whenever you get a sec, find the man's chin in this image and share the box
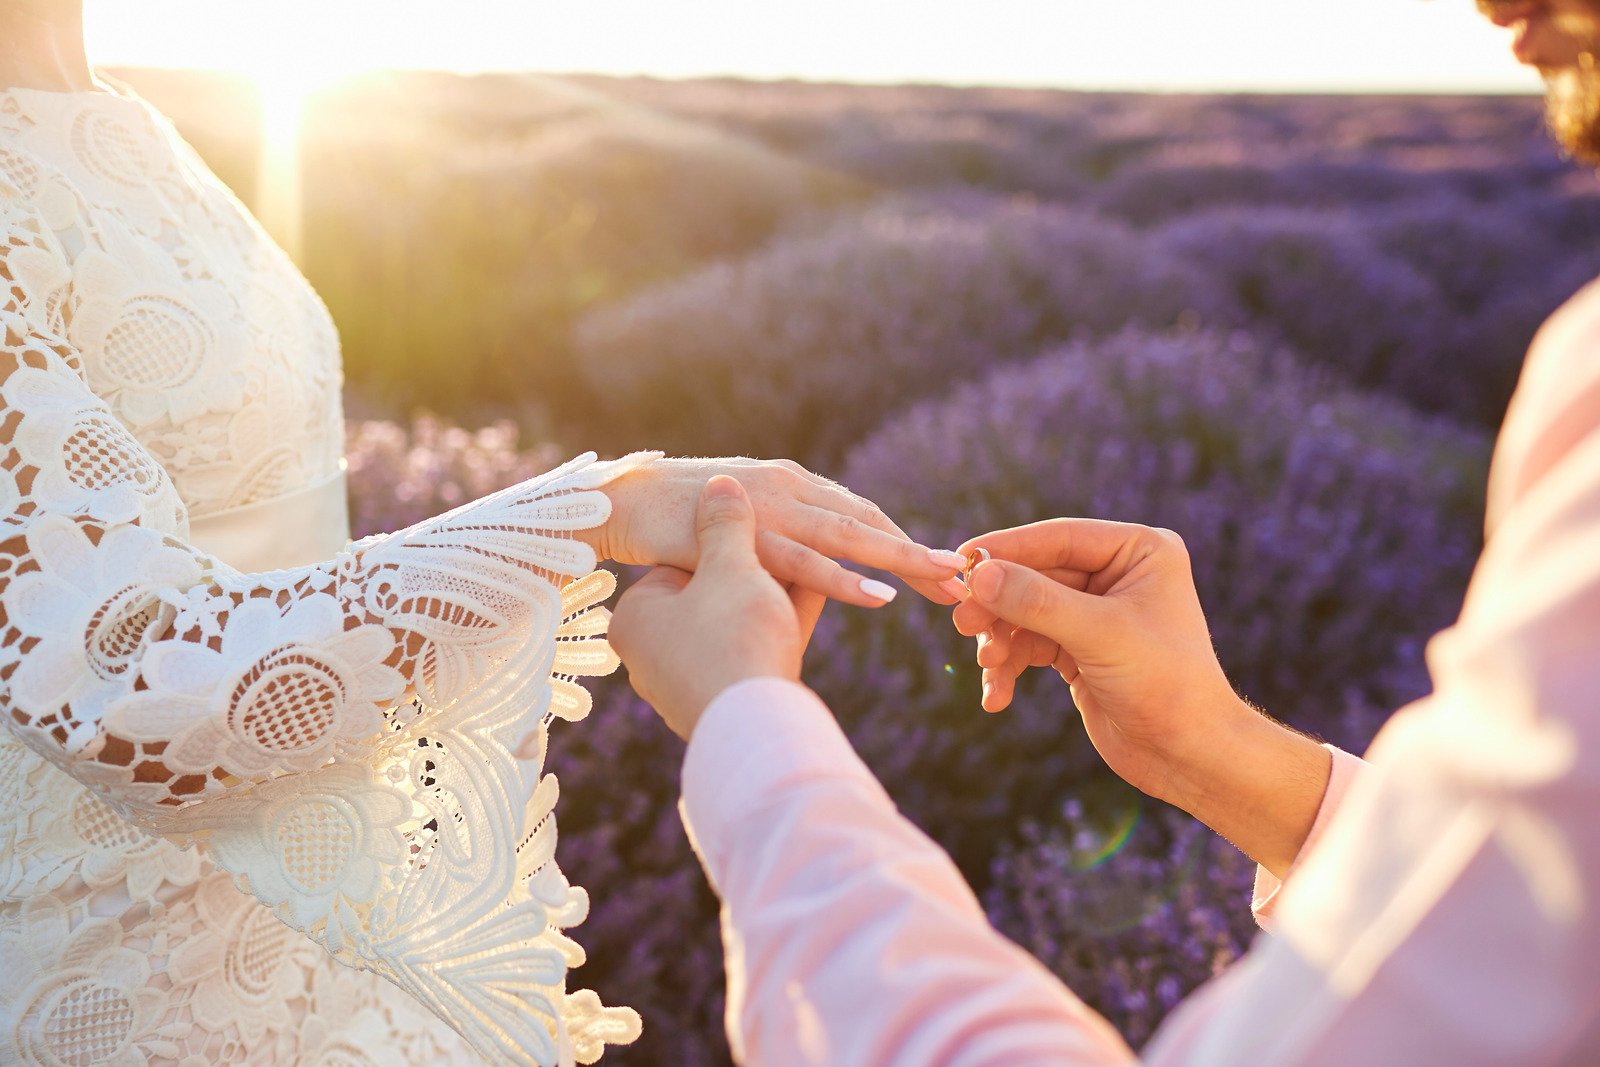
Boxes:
[1545,64,1600,165]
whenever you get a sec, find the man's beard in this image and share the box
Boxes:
[1545,57,1600,165]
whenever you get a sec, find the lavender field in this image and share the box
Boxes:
[133,69,1598,1062]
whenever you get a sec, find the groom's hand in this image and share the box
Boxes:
[950,518,1253,807]
[951,518,1332,877]
[610,475,825,740]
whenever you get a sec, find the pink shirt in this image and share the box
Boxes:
[678,277,1600,1065]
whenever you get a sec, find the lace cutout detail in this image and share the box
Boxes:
[0,86,344,519]
[1,87,648,1065]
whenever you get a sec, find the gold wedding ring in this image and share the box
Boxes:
[963,547,990,584]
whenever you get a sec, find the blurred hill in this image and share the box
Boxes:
[111,67,867,421]
[108,68,1587,442]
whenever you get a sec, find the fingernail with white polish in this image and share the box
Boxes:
[928,549,968,570]
[859,578,899,604]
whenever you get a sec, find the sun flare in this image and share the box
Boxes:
[79,0,1540,262]
[105,1,390,259]
[87,0,1538,95]
[254,65,348,157]
[241,53,374,261]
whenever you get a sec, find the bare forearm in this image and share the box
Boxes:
[1158,698,1333,879]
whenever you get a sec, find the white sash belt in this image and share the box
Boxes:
[186,465,351,573]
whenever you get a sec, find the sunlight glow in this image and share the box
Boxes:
[208,2,383,258]
[85,0,1540,95]
[252,76,309,261]
[250,66,346,260]
[81,1,1539,256]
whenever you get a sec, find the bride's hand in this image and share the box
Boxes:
[586,457,968,607]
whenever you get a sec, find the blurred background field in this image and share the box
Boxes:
[119,68,1596,1062]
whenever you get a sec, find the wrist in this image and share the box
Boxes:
[573,519,610,561]
[1165,699,1332,876]
[579,475,640,562]
[590,464,664,565]
[1137,689,1256,810]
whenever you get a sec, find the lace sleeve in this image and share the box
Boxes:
[1,197,647,1064]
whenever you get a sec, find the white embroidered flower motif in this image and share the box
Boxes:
[68,242,247,428]
[357,547,558,708]
[0,738,53,896]
[203,764,412,960]
[295,1008,418,1067]
[0,461,22,520]
[0,192,72,316]
[0,897,174,1066]
[295,962,476,1067]
[167,873,319,1048]
[3,358,189,530]
[3,518,202,753]
[19,770,203,900]
[72,785,202,897]
[109,594,407,779]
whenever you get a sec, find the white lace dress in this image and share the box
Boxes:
[0,83,645,1065]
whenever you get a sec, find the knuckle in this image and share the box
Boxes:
[833,512,865,542]
[812,559,851,591]
[699,498,747,530]
[788,550,841,593]
[857,496,888,524]
[1146,526,1189,561]
[775,458,807,476]
[779,539,815,574]
[1154,526,1186,552]
[1133,525,1177,556]
[785,537,812,564]
[808,555,844,587]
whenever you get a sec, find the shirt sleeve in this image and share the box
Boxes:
[1249,745,1366,926]
[683,403,1600,1066]
[1,191,645,1065]
[1142,409,1600,1066]
[680,677,1138,1067]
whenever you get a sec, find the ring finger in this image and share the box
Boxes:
[759,531,899,608]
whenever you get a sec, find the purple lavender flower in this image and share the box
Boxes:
[807,324,1485,909]
[1149,208,1457,414]
[1362,196,1600,424]
[985,806,1260,1048]
[576,195,1232,465]
[344,415,561,538]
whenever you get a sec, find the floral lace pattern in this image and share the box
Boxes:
[0,84,342,517]
[0,83,645,1064]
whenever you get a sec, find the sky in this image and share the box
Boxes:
[85,0,1542,95]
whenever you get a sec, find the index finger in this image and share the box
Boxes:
[958,518,1148,575]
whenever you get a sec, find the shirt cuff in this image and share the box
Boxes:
[1251,743,1366,926]
[679,676,887,896]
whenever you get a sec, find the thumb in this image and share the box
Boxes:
[968,559,1103,652]
[695,475,759,571]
